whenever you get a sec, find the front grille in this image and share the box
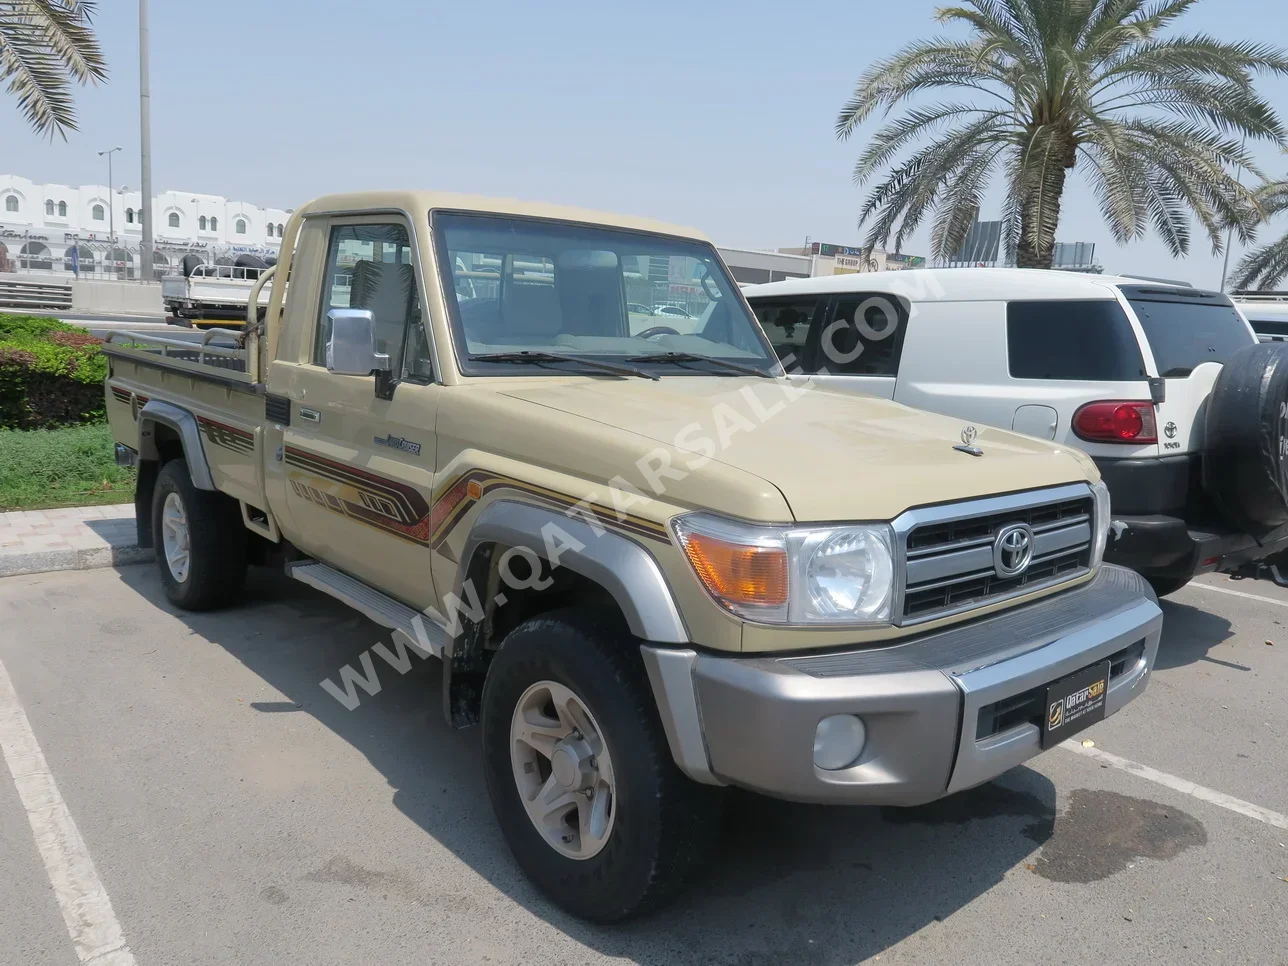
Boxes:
[900,494,1093,623]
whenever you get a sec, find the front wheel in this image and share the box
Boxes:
[152,459,247,610]
[481,609,719,922]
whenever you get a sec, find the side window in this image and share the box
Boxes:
[747,298,818,367]
[816,294,907,376]
[1007,300,1145,380]
[313,223,428,380]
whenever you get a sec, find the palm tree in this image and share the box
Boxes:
[1231,179,1288,289]
[836,0,1288,269]
[1,1,107,140]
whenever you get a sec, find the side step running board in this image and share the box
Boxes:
[287,561,450,659]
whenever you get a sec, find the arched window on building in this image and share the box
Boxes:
[276,223,284,236]
[209,215,218,231]
[199,215,208,231]
[5,195,18,212]
[19,242,52,271]
[91,204,105,221]
[266,223,275,238]
[168,211,180,228]
[235,218,247,234]
[125,208,134,224]
[45,200,55,216]
[58,201,67,217]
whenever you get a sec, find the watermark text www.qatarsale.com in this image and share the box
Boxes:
[319,293,921,709]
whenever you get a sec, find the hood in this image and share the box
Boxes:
[497,377,1093,522]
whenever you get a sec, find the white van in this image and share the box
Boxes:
[742,268,1288,595]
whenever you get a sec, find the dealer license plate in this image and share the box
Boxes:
[1041,660,1110,749]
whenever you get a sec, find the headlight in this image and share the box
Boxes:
[672,513,894,624]
[1090,480,1111,568]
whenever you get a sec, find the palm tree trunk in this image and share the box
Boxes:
[1016,149,1074,270]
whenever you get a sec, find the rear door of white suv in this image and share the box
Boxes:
[1114,285,1258,460]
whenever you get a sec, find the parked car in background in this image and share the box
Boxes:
[1232,292,1288,343]
[652,303,694,319]
[103,196,1160,921]
[744,269,1288,596]
[162,254,275,326]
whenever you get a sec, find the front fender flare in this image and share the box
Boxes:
[455,500,689,644]
[137,399,216,490]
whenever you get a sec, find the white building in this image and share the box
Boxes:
[0,173,290,277]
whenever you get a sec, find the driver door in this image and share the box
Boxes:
[274,215,442,610]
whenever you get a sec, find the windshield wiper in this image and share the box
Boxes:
[468,351,658,380]
[624,351,775,378]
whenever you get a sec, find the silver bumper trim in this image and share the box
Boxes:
[644,565,1161,805]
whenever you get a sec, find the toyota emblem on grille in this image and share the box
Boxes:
[993,523,1034,578]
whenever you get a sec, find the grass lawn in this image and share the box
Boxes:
[0,423,135,511]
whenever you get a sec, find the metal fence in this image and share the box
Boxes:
[0,240,269,281]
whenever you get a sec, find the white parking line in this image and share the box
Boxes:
[1061,740,1288,831]
[1184,581,1288,609]
[0,657,137,965]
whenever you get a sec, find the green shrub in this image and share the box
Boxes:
[0,424,134,510]
[0,313,107,429]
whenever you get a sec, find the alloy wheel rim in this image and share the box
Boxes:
[160,492,191,583]
[509,679,616,860]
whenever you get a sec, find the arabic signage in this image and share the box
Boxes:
[885,252,926,267]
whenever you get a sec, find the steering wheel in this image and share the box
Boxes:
[636,325,681,340]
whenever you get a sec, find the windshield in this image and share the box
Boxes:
[1126,291,1255,378]
[432,212,778,375]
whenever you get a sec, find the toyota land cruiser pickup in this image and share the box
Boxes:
[103,191,1162,922]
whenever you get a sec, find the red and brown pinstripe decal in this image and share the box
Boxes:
[197,415,254,456]
[110,386,132,405]
[283,449,669,549]
[428,468,670,548]
[285,446,434,546]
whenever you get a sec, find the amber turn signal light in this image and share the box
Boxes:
[678,530,789,609]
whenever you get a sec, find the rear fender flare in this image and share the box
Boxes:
[137,399,216,491]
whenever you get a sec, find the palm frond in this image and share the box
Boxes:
[835,38,1011,138]
[1231,233,1288,290]
[0,0,106,139]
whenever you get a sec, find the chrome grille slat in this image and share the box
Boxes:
[894,487,1095,625]
[904,512,1090,560]
[906,547,1085,595]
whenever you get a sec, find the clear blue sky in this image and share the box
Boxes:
[3,0,1287,286]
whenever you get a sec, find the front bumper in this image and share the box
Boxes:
[642,565,1161,806]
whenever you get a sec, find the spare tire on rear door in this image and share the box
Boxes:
[1203,342,1288,533]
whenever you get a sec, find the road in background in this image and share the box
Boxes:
[0,566,1283,965]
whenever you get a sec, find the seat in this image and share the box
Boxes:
[498,282,563,344]
[349,259,417,360]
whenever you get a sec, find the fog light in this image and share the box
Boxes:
[813,714,866,771]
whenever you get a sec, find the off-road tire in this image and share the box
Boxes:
[152,459,247,610]
[480,608,720,922]
[1203,342,1288,533]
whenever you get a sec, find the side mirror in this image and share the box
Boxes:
[326,308,390,376]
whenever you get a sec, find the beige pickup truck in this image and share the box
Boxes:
[104,191,1162,922]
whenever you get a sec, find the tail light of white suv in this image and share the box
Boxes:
[1072,401,1158,444]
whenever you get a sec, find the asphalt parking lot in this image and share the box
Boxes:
[0,566,1284,966]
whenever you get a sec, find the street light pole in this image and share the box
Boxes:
[138,0,154,281]
[97,146,121,241]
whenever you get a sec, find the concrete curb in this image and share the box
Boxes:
[0,545,153,579]
[0,506,152,579]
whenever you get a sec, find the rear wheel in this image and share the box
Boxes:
[480,609,719,922]
[152,459,246,610]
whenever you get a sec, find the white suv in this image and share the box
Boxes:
[743,268,1288,596]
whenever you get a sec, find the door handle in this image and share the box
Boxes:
[299,408,321,423]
